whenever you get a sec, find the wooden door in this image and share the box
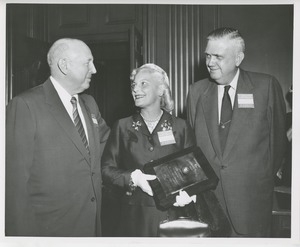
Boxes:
[86,41,135,127]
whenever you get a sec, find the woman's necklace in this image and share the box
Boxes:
[140,110,163,133]
[140,110,163,122]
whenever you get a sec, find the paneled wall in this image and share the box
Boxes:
[6,4,49,103]
[6,4,293,116]
[144,5,220,117]
[147,5,203,117]
[47,4,143,43]
[144,5,293,117]
[6,4,144,126]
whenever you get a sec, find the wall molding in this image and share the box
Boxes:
[167,5,204,117]
[105,5,138,25]
[58,5,90,28]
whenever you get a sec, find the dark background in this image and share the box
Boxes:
[6,4,293,124]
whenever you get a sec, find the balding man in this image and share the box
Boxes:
[6,38,110,236]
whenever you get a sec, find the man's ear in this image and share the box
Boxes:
[57,58,68,75]
[236,52,245,67]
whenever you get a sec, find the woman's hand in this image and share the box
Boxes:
[173,190,196,207]
[131,169,156,196]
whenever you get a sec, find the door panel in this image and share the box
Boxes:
[87,41,135,127]
[11,35,50,99]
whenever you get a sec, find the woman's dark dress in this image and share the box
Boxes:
[101,110,195,236]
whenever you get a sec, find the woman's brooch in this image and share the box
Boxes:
[161,120,172,131]
[132,120,142,131]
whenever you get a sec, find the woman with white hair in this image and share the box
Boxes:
[101,63,197,236]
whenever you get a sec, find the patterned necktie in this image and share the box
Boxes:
[70,97,90,153]
[219,85,233,152]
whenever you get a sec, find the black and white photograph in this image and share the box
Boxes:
[0,0,299,247]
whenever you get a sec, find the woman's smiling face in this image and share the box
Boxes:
[131,69,163,110]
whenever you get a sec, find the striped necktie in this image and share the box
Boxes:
[219,85,233,152]
[70,97,90,153]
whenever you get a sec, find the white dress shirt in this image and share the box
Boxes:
[50,76,89,143]
[217,69,240,123]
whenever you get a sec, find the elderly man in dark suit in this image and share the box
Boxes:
[5,38,110,236]
[187,27,286,237]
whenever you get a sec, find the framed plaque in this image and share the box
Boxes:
[143,146,219,210]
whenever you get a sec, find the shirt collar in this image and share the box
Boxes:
[50,76,78,102]
[218,69,239,90]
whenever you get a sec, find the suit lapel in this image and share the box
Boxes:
[222,70,254,158]
[79,96,100,168]
[201,81,223,159]
[43,79,91,165]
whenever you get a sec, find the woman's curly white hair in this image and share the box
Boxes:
[130,63,174,112]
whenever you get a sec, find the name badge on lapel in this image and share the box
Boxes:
[238,94,254,108]
[157,130,176,146]
[91,114,98,125]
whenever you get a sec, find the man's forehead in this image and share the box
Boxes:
[206,38,235,51]
[67,43,92,59]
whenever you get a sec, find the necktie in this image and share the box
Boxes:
[219,85,232,152]
[71,97,90,153]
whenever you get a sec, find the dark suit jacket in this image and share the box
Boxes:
[187,69,286,236]
[5,78,110,236]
